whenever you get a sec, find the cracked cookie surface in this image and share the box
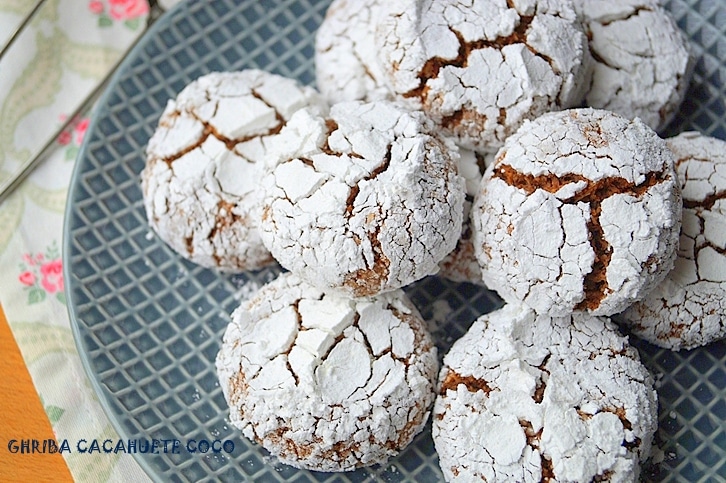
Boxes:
[471,108,681,316]
[621,132,726,350]
[376,0,591,153]
[259,100,465,297]
[575,0,693,132]
[215,272,438,472]
[314,0,393,103]
[433,303,657,482]
[142,70,327,271]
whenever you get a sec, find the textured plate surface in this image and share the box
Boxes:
[64,0,726,481]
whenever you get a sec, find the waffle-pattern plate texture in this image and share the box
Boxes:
[64,0,726,481]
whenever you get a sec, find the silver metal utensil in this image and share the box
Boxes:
[0,0,165,205]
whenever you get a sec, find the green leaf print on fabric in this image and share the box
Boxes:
[39,396,66,425]
[124,17,141,30]
[46,405,65,424]
[0,29,63,165]
[22,182,67,213]
[27,287,46,304]
[98,13,113,27]
[0,0,34,14]
[18,242,65,306]
[59,30,122,79]
[9,322,76,365]
[0,193,23,252]
[65,145,80,161]
[89,0,149,30]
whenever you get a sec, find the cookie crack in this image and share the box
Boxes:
[683,188,726,211]
[161,107,283,166]
[208,199,242,241]
[577,406,641,452]
[598,6,653,27]
[403,15,535,101]
[519,419,556,482]
[439,370,494,396]
[492,164,667,310]
[343,225,391,297]
[389,305,434,360]
[344,144,392,217]
[602,406,641,451]
[341,146,393,296]
[519,419,543,450]
[532,353,551,403]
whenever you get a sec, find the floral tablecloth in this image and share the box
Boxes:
[0,1,178,481]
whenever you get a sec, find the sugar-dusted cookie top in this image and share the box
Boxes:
[216,272,438,472]
[259,100,465,297]
[471,108,681,316]
[314,0,393,103]
[376,0,591,153]
[621,132,726,350]
[433,303,658,482]
[142,70,327,271]
[575,0,693,131]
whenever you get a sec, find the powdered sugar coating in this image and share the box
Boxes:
[620,132,726,350]
[376,0,591,153]
[471,108,682,316]
[314,0,392,103]
[575,0,693,132]
[216,272,438,472]
[438,148,492,285]
[142,70,327,271]
[433,303,657,482]
[259,100,465,297]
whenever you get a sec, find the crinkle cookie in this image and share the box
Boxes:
[142,70,327,271]
[216,272,438,472]
[433,303,658,482]
[315,0,392,103]
[438,148,492,285]
[259,100,465,297]
[575,0,693,132]
[620,132,726,350]
[471,108,682,316]
[376,0,591,153]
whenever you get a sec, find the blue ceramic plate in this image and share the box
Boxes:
[64,0,726,481]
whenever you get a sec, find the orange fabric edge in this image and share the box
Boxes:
[0,304,74,482]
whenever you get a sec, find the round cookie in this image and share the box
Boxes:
[216,272,438,472]
[433,303,658,482]
[620,132,726,350]
[575,0,693,132]
[471,108,682,316]
[315,0,392,103]
[142,70,327,272]
[376,0,592,153]
[259,100,465,297]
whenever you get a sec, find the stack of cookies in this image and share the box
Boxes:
[140,0,726,480]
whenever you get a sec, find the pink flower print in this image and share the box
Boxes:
[75,118,90,145]
[89,0,104,14]
[58,130,72,146]
[109,0,149,20]
[40,259,64,294]
[19,243,66,305]
[18,271,35,286]
[57,114,73,145]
